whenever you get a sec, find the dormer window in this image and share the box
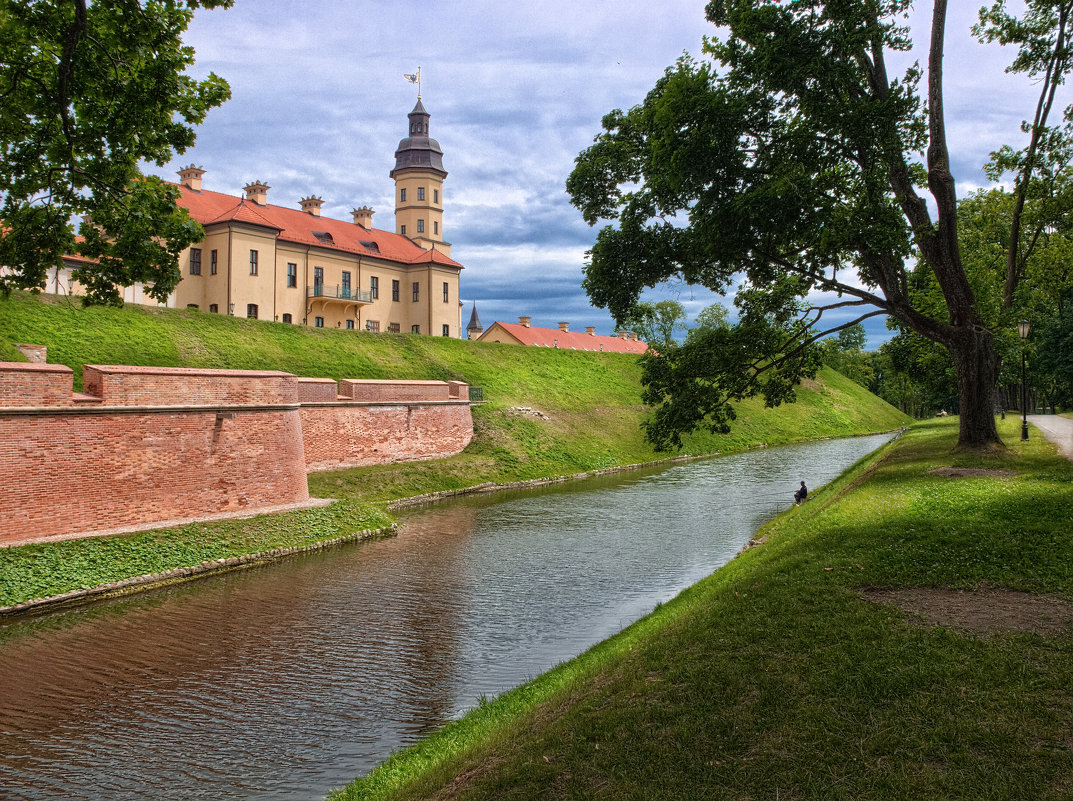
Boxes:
[312,231,334,245]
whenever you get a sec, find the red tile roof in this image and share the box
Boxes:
[483,322,648,354]
[174,184,462,269]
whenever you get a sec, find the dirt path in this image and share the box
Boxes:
[1027,414,1073,460]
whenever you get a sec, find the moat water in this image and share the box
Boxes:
[0,433,894,801]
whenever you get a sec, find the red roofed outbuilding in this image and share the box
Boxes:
[476,318,648,354]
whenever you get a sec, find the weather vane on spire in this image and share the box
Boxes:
[403,66,422,99]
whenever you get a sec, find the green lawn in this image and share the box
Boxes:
[332,415,1073,801]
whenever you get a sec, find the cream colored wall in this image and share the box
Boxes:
[173,228,230,312]
[427,265,460,337]
[226,225,281,320]
[395,171,444,244]
[357,260,407,333]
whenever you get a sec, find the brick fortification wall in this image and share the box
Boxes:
[0,364,474,546]
[301,402,473,471]
[0,364,309,546]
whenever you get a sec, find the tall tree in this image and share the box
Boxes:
[568,0,1073,450]
[688,302,731,339]
[620,300,687,349]
[0,0,232,305]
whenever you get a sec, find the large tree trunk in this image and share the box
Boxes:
[948,326,1001,449]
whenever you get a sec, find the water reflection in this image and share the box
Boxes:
[0,434,892,800]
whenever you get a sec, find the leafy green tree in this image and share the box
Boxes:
[620,300,687,349]
[821,323,874,387]
[687,302,731,340]
[568,0,1073,450]
[0,0,232,305]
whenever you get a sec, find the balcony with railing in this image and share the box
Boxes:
[307,284,373,304]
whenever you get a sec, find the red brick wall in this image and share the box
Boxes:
[340,379,450,402]
[0,364,474,545]
[301,402,473,471]
[296,377,339,402]
[83,365,297,406]
[0,363,74,407]
[0,406,309,546]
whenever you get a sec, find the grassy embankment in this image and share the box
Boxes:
[0,292,907,607]
[331,415,1073,801]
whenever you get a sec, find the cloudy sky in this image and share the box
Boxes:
[152,0,1056,348]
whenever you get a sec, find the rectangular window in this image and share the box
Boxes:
[342,271,351,298]
[442,281,449,303]
[314,266,323,293]
[417,187,425,201]
[209,303,218,313]
[434,221,439,235]
[400,188,406,202]
[388,322,400,333]
[400,224,407,235]
[411,324,420,334]
[189,248,202,276]
[246,303,258,319]
[315,316,324,328]
[417,219,425,233]
[282,313,292,324]
[442,323,450,337]
[249,250,258,275]
[392,279,400,301]
[367,320,380,333]
[210,249,217,275]
[433,189,439,204]
[287,263,297,288]
[186,304,199,310]
[412,282,420,302]
[370,276,379,299]
[346,319,355,330]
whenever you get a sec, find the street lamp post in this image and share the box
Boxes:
[1018,320,1030,441]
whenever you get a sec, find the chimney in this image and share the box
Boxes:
[243,180,270,206]
[558,322,569,332]
[177,164,205,191]
[617,331,628,340]
[629,333,640,341]
[352,206,375,228]
[299,195,324,216]
[519,316,531,328]
[585,326,596,336]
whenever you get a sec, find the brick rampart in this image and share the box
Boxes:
[0,364,474,545]
[0,362,76,407]
[0,406,309,546]
[83,365,297,406]
[300,401,474,472]
[295,377,340,403]
[340,379,450,402]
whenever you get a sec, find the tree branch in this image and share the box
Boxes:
[56,0,89,166]
[1004,1,1073,308]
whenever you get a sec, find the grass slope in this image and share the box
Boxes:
[332,416,1073,801]
[0,292,908,606]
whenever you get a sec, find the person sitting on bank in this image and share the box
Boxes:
[794,481,808,504]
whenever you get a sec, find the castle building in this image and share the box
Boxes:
[45,100,465,336]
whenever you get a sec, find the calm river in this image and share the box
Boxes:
[0,433,893,800]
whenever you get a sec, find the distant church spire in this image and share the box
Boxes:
[466,302,483,339]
